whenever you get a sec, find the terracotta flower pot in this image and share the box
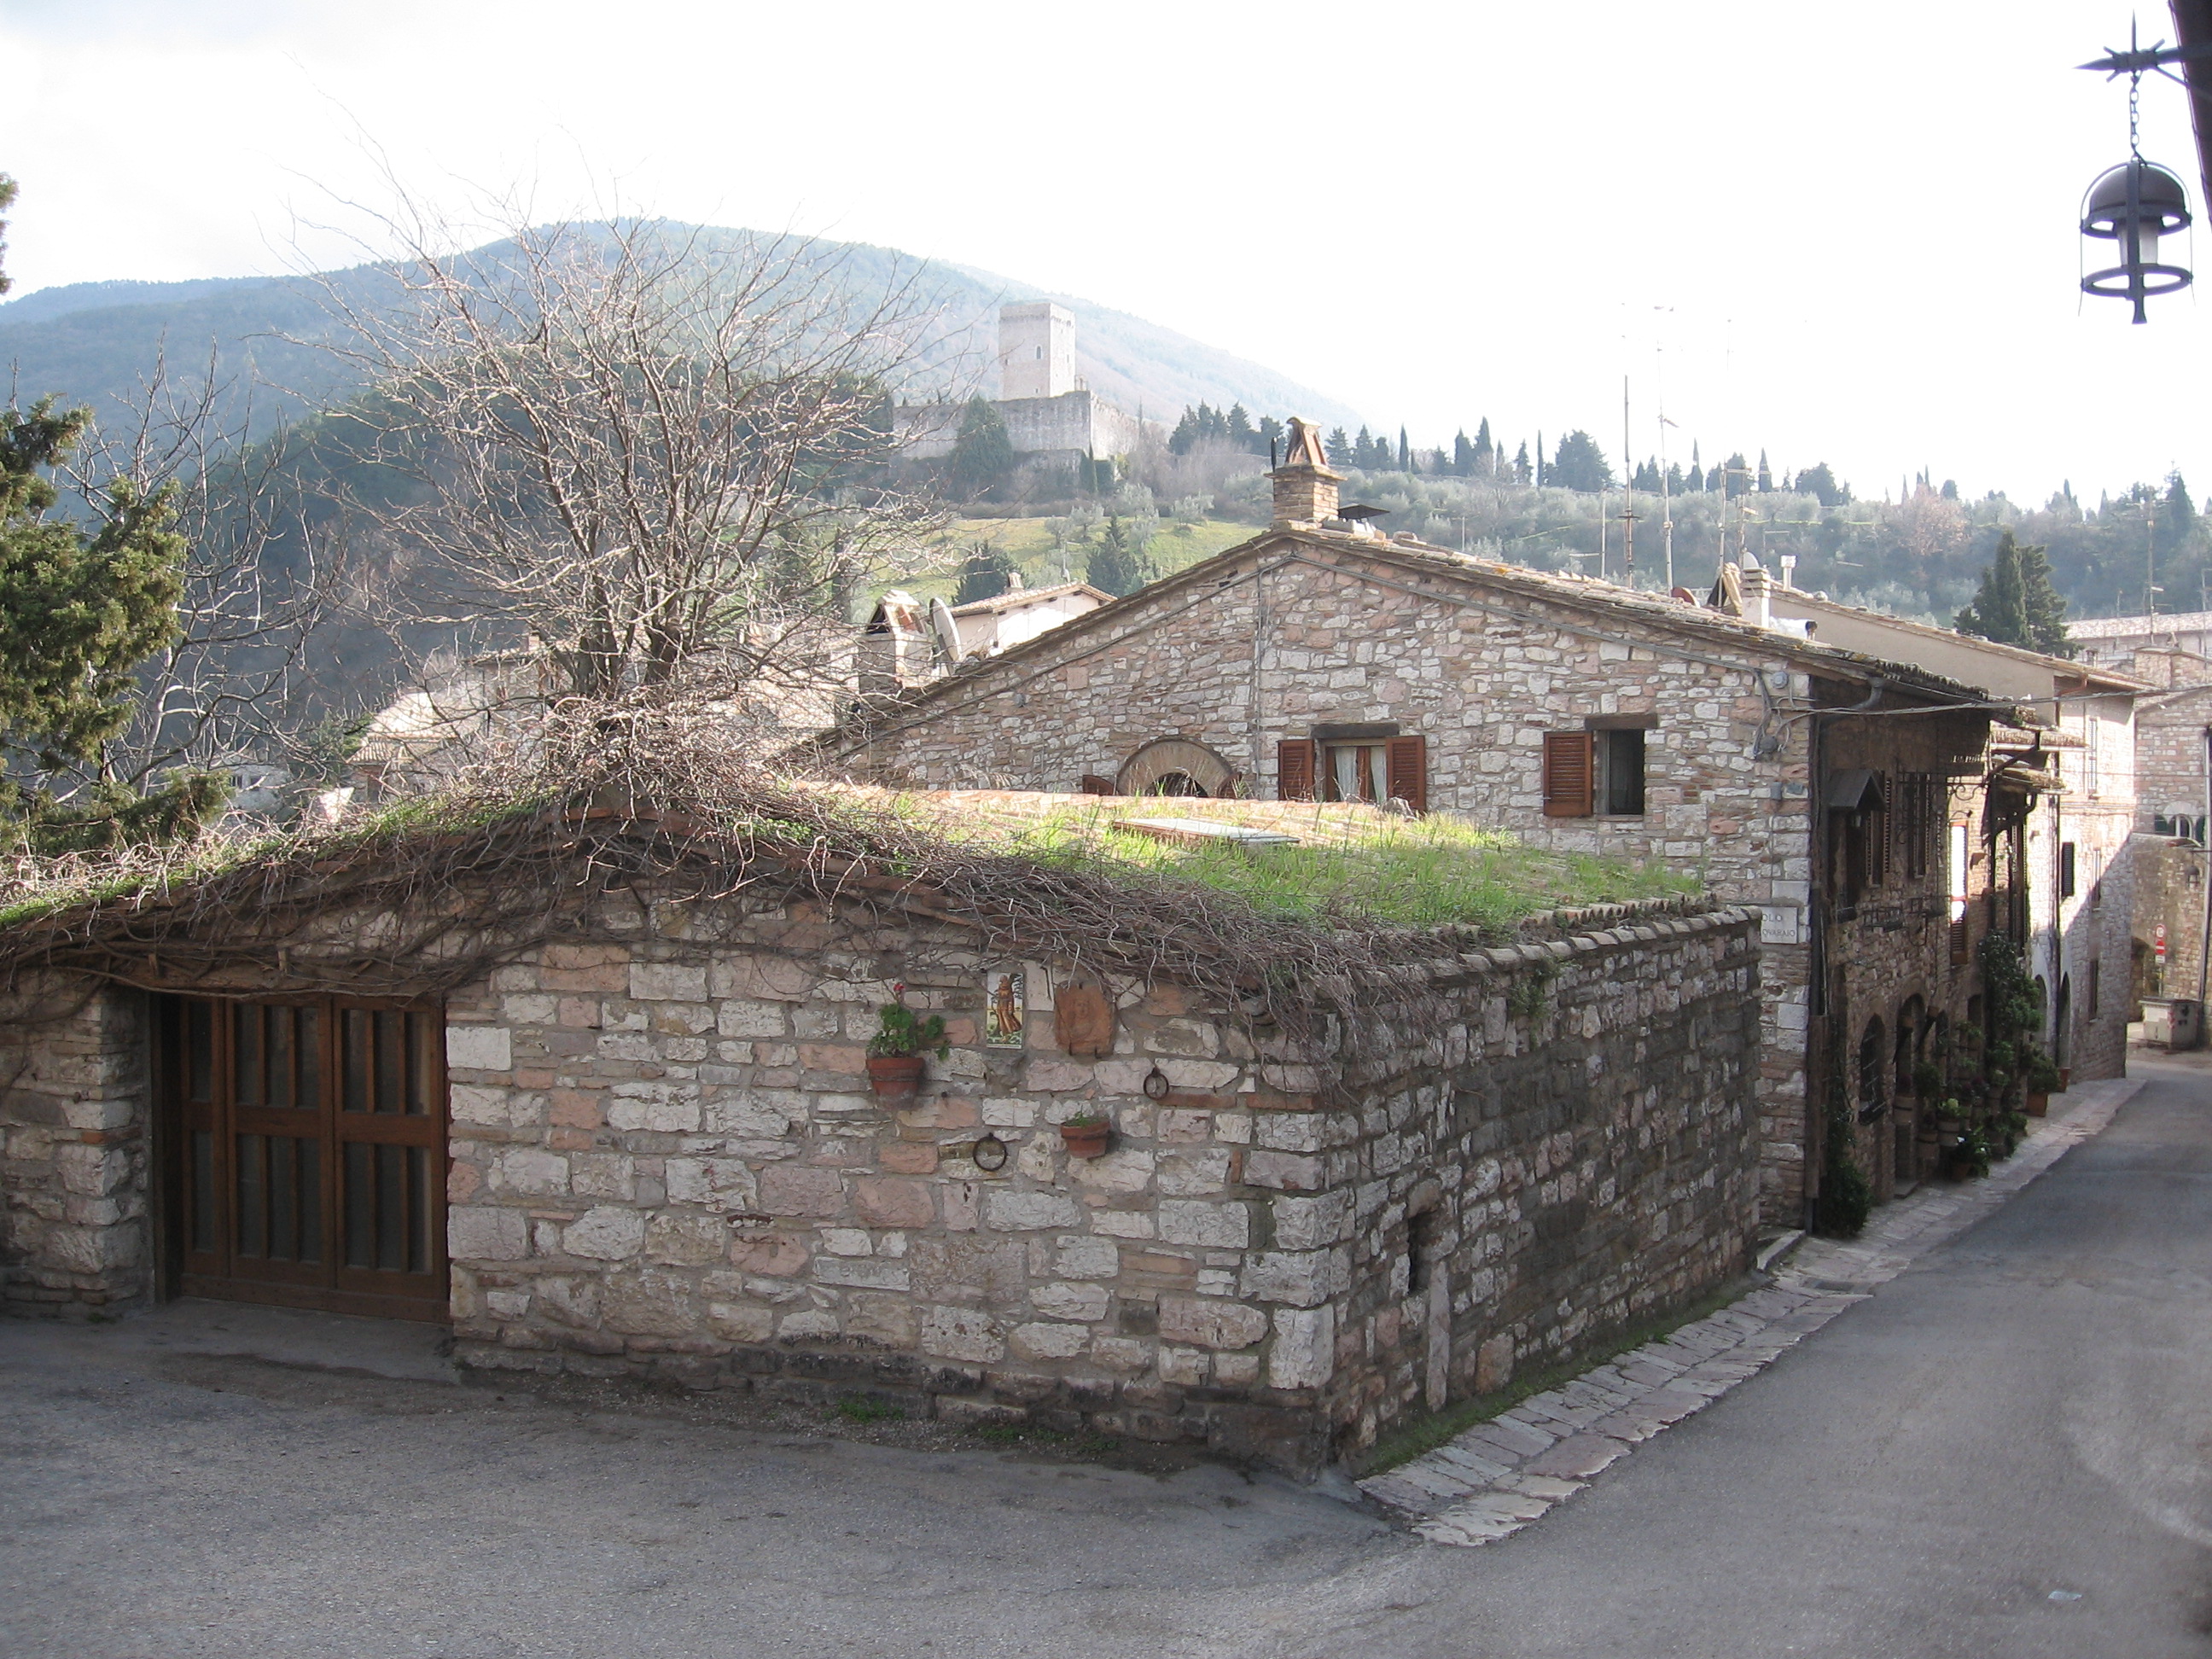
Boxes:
[2060,1068,2073,1091]
[866,1055,925,1105]
[1059,1121,1111,1159]
[2025,1091,2049,1118]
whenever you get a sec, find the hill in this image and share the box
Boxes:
[0,225,1363,441]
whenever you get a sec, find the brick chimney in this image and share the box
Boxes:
[1270,416,1343,527]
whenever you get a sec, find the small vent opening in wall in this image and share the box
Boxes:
[1407,1208,1437,1296]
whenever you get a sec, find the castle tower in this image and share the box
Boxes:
[998,302,1075,400]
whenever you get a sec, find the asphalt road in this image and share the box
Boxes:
[6,1057,2212,1658]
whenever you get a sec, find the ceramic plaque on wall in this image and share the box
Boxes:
[1054,970,1117,1057]
[984,967,1027,1048]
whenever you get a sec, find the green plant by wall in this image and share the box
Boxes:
[1815,1065,1872,1238]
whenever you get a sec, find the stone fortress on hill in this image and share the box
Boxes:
[894,302,1155,473]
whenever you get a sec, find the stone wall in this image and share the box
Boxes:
[0,981,151,1317]
[434,881,1761,1470]
[840,533,1987,1223]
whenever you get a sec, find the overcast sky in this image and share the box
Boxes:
[0,0,2203,505]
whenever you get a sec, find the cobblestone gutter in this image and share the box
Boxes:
[1360,1074,2145,1544]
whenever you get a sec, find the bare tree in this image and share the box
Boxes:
[309,209,944,740]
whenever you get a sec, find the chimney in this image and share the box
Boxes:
[1270,416,1344,527]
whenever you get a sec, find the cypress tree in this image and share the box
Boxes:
[1086,515,1155,597]
[953,540,1020,604]
[1955,530,2033,647]
[946,396,1017,500]
[1397,426,1412,472]
[1452,430,1476,475]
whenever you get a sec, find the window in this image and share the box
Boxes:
[1323,742,1388,803]
[1827,771,1888,909]
[1899,774,1936,881]
[1598,729,1645,816]
[1948,820,1970,963]
[1542,732,1594,817]
[2060,841,2077,899]
[1859,1017,1889,1121]
[1278,734,1426,811]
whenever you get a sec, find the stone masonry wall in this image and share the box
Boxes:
[0,980,151,1317]
[841,533,1982,1223]
[435,880,1762,1471]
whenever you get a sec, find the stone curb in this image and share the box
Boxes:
[1358,1075,2147,1547]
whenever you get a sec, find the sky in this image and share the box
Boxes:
[0,0,2205,506]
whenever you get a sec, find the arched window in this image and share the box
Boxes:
[1116,738,1236,798]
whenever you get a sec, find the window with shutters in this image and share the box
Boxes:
[2060,841,2077,899]
[1597,729,1645,816]
[1277,739,1316,801]
[1541,732,1594,818]
[1320,742,1388,803]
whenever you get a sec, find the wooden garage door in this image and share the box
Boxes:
[157,996,448,1322]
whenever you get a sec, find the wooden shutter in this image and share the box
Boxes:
[1541,732,1594,818]
[1385,735,1428,813]
[1277,739,1317,802]
[1078,774,1115,796]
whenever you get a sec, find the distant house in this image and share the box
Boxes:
[830,421,2107,1225]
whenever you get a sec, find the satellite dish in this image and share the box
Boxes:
[929,597,964,667]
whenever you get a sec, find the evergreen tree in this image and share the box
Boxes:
[1397,426,1412,472]
[0,178,218,851]
[1534,432,1544,487]
[1257,415,1284,457]
[2016,538,2073,656]
[1940,479,1959,501]
[1687,441,1703,492]
[952,540,1020,605]
[1512,440,1531,485]
[1719,451,1749,498]
[1792,462,1846,508]
[1665,462,1685,496]
[1757,450,1773,492]
[2163,469,2197,550]
[1452,430,1476,475]
[1167,408,1201,457]
[1225,404,1257,451]
[1474,417,1494,474]
[1632,458,1661,492]
[1352,427,1381,469]
[946,396,1017,500]
[1325,427,1353,465]
[0,399,211,849]
[1955,528,2069,654]
[1549,430,1613,493]
[1086,515,1155,597]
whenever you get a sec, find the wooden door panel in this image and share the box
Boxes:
[160,993,447,1322]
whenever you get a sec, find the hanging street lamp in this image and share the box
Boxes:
[2078,21,2208,323]
[2081,158,2193,323]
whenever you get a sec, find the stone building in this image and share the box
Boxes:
[1755,584,2143,1086]
[0,792,1761,1474]
[830,422,2040,1223]
[894,304,1153,473]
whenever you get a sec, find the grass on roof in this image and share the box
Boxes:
[916,797,1697,934]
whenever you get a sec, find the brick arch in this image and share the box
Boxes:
[1116,738,1237,798]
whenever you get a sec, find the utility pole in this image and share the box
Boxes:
[1658,410,1678,592]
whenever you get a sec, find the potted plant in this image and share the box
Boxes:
[866,1004,948,1105]
[1947,1123,1991,1181]
[1058,1109,1111,1159]
[2023,1051,2062,1117]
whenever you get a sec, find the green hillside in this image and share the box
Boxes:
[0,225,1362,443]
